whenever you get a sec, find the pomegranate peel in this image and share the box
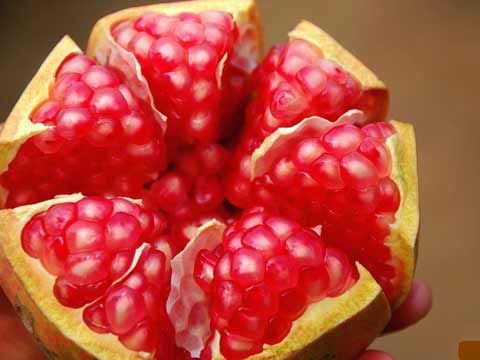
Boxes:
[383,120,419,307]
[167,219,390,360]
[289,21,389,123]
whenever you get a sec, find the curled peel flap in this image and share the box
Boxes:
[250,109,365,179]
[166,220,226,358]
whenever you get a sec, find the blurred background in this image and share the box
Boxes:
[0,0,478,359]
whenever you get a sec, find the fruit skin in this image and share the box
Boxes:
[168,220,390,360]
[86,0,263,133]
[0,36,79,208]
[289,21,389,123]
[249,113,419,309]
[0,194,152,359]
[383,120,419,307]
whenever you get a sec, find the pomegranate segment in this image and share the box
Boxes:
[0,54,166,208]
[193,208,358,359]
[247,121,401,301]
[20,196,179,354]
[225,36,387,209]
[111,10,250,144]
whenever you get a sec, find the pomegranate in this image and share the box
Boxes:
[0,1,419,360]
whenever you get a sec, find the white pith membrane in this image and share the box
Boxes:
[167,220,225,357]
[166,219,388,360]
[86,0,262,134]
[0,194,168,359]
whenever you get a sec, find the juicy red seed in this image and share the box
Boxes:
[270,158,297,187]
[56,107,94,140]
[192,176,224,212]
[65,220,105,253]
[174,21,205,45]
[265,255,299,292]
[82,65,119,89]
[220,330,262,360]
[231,248,265,288]
[119,321,158,352]
[57,54,95,75]
[62,81,93,107]
[214,253,233,281]
[110,251,134,280]
[377,178,401,212]
[322,124,364,156]
[105,212,142,251]
[90,87,128,116]
[340,152,379,189]
[264,316,292,345]
[284,230,325,268]
[359,137,392,177]
[21,215,47,258]
[64,251,110,286]
[43,203,76,235]
[83,301,109,333]
[214,280,242,316]
[139,250,167,284]
[105,286,148,335]
[41,236,68,276]
[243,283,279,316]
[291,138,325,170]
[149,38,185,72]
[149,172,190,213]
[31,101,61,124]
[228,309,267,340]
[76,197,113,222]
[311,153,345,190]
[242,225,281,258]
[324,247,353,297]
[279,288,308,320]
[300,267,330,301]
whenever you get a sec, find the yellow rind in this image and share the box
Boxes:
[210,265,390,360]
[289,21,385,91]
[385,121,419,308]
[87,0,263,62]
[0,194,153,360]
[0,36,80,175]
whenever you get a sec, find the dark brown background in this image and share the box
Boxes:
[1,1,479,359]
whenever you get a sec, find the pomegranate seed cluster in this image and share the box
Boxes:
[21,197,173,352]
[225,39,371,208]
[251,122,400,298]
[0,54,166,208]
[112,10,249,144]
[143,143,231,253]
[83,245,171,352]
[193,208,357,359]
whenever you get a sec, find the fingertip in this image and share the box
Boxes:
[357,350,394,360]
[387,278,433,332]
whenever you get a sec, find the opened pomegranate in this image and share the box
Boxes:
[0,1,418,360]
